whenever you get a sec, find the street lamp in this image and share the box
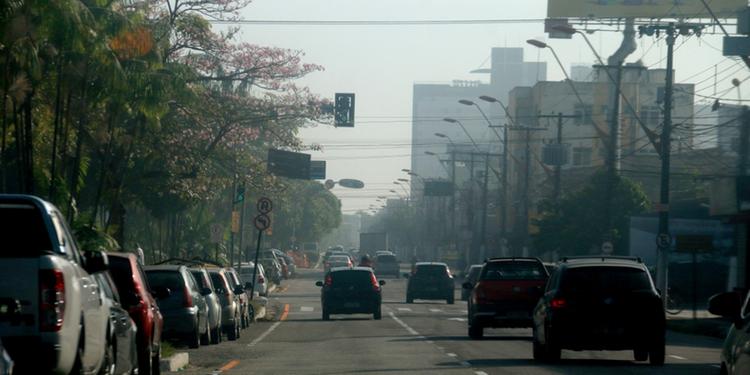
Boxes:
[402,169,411,172]
[424,151,436,156]
[397,178,410,183]
[443,117,480,151]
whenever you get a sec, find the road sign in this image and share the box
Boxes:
[267,149,311,180]
[231,211,240,233]
[310,160,327,180]
[656,233,672,249]
[254,214,271,231]
[210,224,223,244]
[324,179,336,190]
[338,179,365,189]
[257,197,273,214]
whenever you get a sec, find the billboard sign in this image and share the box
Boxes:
[267,149,311,180]
[310,160,327,180]
[548,0,745,19]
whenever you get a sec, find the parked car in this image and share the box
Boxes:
[259,254,283,285]
[94,272,138,375]
[277,256,291,279]
[225,268,252,327]
[373,254,400,278]
[189,268,222,345]
[405,262,455,304]
[107,252,164,375]
[461,264,483,301]
[316,267,385,320]
[273,249,297,278]
[325,255,353,273]
[144,265,210,348]
[708,289,750,375]
[238,261,268,297]
[532,256,665,365]
[0,194,111,374]
[465,257,548,339]
[207,268,241,340]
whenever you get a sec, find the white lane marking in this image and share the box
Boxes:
[460,361,471,367]
[389,312,419,335]
[397,307,412,312]
[461,310,468,314]
[447,353,458,357]
[475,372,489,375]
[248,321,282,347]
[669,355,687,360]
[447,317,467,322]
[429,308,443,313]
[300,306,314,312]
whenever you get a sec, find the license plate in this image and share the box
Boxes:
[344,302,360,308]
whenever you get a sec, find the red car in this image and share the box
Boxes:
[108,253,164,375]
[465,257,548,339]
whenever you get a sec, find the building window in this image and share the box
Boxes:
[574,104,593,125]
[640,106,661,127]
[573,147,592,166]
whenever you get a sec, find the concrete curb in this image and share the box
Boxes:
[160,352,189,372]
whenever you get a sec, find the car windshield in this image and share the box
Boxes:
[561,267,653,295]
[480,261,546,281]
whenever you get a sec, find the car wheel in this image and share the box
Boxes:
[211,325,221,345]
[468,324,483,340]
[187,322,200,349]
[532,335,546,361]
[227,322,238,341]
[200,321,211,346]
[648,343,665,366]
[374,306,382,320]
[545,342,561,362]
[322,306,330,321]
[634,349,648,362]
[247,304,255,325]
[406,294,413,304]
[151,344,161,375]
[99,336,116,375]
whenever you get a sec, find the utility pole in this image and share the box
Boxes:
[537,113,578,202]
[451,150,457,255]
[479,153,490,262]
[501,126,509,254]
[739,106,750,176]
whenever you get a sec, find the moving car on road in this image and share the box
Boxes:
[374,253,400,278]
[145,265,211,348]
[708,289,750,375]
[466,258,548,339]
[0,195,111,374]
[316,267,385,320]
[325,255,353,273]
[405,262,455,304]
[532,256,665,365]
[460,264,483,301]
[107,252,164,375]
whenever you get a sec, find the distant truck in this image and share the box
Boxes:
[359,232,388,255]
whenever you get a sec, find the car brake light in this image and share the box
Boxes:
[551,298,566,309]
[258,275,265,284]
[370,273,380,292]
[183,286,193,308]
[40,269,65,332]
[325,274,333,286]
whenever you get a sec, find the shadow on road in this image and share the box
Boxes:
[464,358,718,374]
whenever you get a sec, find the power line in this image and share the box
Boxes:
[209,18,546,26]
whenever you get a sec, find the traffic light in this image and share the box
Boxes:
[335,93,355,127]
[235,186,245,204]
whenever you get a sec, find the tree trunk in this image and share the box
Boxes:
[22,94,34,194]
[67,64,89,220]
[49,58,64,199]
[12,102,23,193]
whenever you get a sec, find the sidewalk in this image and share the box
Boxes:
[666,309,731,339]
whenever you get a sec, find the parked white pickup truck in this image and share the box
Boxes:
[0,195,111,374]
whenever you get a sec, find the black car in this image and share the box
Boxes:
[316,267,385,320]
[532,257,665,365]
[708,289,750,375]
[406,262,455,304]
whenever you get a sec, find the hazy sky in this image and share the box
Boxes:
[236,0,745,213]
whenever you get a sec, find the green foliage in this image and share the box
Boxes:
[533,171,650,256]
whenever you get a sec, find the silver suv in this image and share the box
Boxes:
[0,195,111,373]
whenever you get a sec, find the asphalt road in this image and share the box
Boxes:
[180,268,724,375]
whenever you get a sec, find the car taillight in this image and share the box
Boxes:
[550,298,566,309]
[40,269,65,332]
[370,273,380,292]
[258,275,265,284]
[325,274,333,287]
[473,283,487,303]
[183,287,193,308]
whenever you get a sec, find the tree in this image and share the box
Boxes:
[533,171,650,257]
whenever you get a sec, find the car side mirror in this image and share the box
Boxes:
[708,292,743,325]
[152,286,171,300]
[201,287,212,296]
[315,281,324,287]
[462,282,473,290]
[84,250,109,274]
[379,280,386,286]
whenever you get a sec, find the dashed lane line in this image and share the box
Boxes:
[389,312,419,335]
[475,372,489,375]
[300,306,314,312]
[669,355,687,360]
[397,307,412,312]
[447,353,458,357]
[429,308,443,313]
[248,304,289,348]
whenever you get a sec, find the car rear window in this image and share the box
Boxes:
[209,272,229,292]
[329,256,349,262]
[480,261,546,281]
[561,267,652,295]
[377,255,396,263]
[467,266,482,282]
[331,270,372,286]
[190,270,212,290]
[415,265,448,277]
[108,256,136,295]
[146,271,186,294]
[0,203,53,257]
